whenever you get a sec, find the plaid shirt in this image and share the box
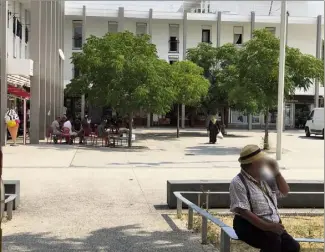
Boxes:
[229,169,283,223]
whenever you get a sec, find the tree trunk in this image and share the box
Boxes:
[264,110,270,150]
[128,113,133,148]
[176,104,180,138]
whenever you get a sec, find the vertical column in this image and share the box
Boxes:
[51,1,56,121]
[46,2,53,127]
[146,8,153,128]
[81,5,86,119]
[57,1,61,116]
[181,11,188,129]
[56,1,60,118]
[216,11,221,48]
[118,7,124,32]
[286,12,289,46]
[39,1,48,140]
[0,1,8,146]
[248,11,255,131]
[30,1,42,144]
[61,0,65,116]
[315,15,321,108]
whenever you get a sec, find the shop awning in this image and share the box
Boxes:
[8,85,30,99]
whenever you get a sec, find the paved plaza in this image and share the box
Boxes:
[2,129,324,251]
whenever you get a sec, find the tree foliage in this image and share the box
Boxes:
[229,29,324,148]
[70,31,176,116]
[171,61,209,106]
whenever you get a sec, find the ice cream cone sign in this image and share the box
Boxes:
[4,109,20,144]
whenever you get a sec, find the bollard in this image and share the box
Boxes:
[188,208,193,229]
[220,229,231,252]
[176,198,182,219]
[201,216,208,244]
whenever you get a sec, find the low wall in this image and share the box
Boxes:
[167,180,324,209]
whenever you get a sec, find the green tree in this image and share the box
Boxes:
[187,43,239,132]
[171,61,210,137]
[70,31,176,147]
[230,29,323,149]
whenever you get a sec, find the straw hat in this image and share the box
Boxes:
[238,144,265,164]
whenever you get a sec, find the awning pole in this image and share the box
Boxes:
[23,99,27,145]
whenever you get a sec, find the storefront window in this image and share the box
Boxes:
[252,114,260,124]
[268,110,277,124]
[231,110,247,124]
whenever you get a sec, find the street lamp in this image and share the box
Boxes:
[276,1,287,160]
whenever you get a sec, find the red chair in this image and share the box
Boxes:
[62,127,73,144]
[83,127,91,145]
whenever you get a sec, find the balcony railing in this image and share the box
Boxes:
[73,36,82,49]
[169,40,179,53]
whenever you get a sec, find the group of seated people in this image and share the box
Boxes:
[50,116,129,145]
[51,115,91,144]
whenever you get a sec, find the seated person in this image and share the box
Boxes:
[63,117,78,137]
[230,145,299,252]
[51,117,62,143]
[97,120,109,146]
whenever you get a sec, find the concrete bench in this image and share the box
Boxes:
[167,180,324,208]
[3,180,20,209]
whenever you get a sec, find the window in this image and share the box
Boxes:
[108,21,118,33]
[73,21,83,49]
[231,110,247,124]
[13,16,16,34]
[73,66,80,79]
[136,23,147,36]
[25,27,29,44]
[169,60,177,65]
[265,27,276,36]
[17,20,22,39]
[202,29,211,43]
[233,26,243,45]
[169,24,179,53]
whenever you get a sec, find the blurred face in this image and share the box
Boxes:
[251,158,267,175]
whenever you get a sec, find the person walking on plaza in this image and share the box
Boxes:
[207,115,220,144]
[229,145,300,252]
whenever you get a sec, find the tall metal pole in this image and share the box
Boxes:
[276,1,287,160]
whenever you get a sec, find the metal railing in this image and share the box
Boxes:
[174,191,324,252]
[174,191,234,252]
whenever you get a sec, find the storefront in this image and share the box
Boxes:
[228,95,316,129]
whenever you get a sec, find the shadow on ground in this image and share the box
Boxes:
[185,145,241,156]
[3,224,203,252]
[298,136,323,140]
[136,132,250,141]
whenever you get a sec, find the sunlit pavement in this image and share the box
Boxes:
[2,128,323,251]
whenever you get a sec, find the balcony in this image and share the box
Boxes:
[169,39,179,53]
[73,36,82,49]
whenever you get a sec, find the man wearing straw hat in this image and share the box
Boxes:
[230,145,300,252]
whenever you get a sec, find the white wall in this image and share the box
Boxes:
[64,15,323,95]
[7,1,30,61]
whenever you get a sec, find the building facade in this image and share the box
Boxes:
[64,3,324,129]
[0,0,65,145]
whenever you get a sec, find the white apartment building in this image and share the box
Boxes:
[64,1,324,129]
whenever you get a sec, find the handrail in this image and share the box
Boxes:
[173,191,324,252]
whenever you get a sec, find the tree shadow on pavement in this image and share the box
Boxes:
[185,145,241,156]
[3,224,205,252]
